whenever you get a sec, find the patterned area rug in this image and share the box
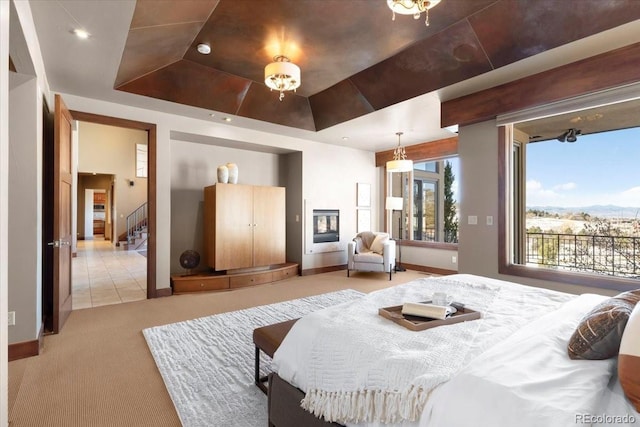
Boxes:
[143,289,364,427]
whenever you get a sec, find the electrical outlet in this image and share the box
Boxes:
[8,311,15,326]
[452,256,457,264]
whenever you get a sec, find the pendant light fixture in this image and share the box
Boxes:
[264,55,301,101]
[386,132,413,172]
[387,0,441,26]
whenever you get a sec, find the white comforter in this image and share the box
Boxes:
[273,274,638,427]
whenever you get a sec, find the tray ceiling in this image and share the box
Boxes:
[110,1,640,132]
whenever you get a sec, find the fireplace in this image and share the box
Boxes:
[313,209,339,243]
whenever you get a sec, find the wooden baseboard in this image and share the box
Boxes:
[301,264,347,276]
[401,263,457,276]
[9,322,44,362]
[155,287,172,298]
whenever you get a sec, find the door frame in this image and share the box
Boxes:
[70,111,158,298]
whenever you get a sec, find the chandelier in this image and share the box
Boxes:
[264,55,301,101]
[386,132,413,172]
[387,0,441,26]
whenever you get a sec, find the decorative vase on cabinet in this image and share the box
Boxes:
[217,165,229,183]
[226,163,238,184]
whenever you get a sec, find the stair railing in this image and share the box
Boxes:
[126,202,148,244]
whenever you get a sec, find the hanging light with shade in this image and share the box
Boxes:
[386,132,413,172]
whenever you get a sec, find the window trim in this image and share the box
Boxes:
[379,136,459,249]
[384,161,458,249]
[497,125,639,292]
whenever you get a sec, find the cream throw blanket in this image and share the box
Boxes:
[273,277,502,424]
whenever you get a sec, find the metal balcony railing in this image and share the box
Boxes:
[526,232,639,278]
[412,228,459,243]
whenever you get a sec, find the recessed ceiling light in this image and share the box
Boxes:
[223,117,232,122]
[342,137,349,141]
[197,43,211,55]
[72,28,90,40]
[209,113,215,118]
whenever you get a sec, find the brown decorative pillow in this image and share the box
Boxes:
[619,303,640,412]
[567,290,640,360]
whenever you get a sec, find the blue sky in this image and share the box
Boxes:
[526,126,640,209]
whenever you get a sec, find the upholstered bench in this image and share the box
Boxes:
[252,318,298,394]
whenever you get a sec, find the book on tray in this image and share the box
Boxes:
[401,302,454,320]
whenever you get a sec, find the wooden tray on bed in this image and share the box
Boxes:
[379,301,481,331]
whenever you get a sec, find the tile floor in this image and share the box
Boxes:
[72,238,147,309]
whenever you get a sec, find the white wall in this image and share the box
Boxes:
[169,139,283,274]
[457,121,499,278]
[301,143,377,270]
[84,189,94,239]
[77,121,147,239]
[1,0,10,423]
[8,75,43,344]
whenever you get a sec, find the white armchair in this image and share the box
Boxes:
[347,231,396,280]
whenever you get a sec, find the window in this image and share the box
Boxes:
[136,143,148,178]
[503,98,640,286]
[387,157,459,244]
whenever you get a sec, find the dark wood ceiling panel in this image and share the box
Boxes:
[375,136,458,166]
[115,23,205,87]
[350,20,493,111]
[469,0,640,69]
[441,42,640,127]
[237,84,315,131]
[130,0,218,29]
[310,80,375,131]
[183,0,453,96]
[114,0,640,132]
[117,60,251,115]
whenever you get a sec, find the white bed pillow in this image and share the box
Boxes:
[423,294,615,427]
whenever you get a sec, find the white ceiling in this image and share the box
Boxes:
[23,1,640,152]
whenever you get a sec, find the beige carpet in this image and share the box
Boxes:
[8,269,431,426]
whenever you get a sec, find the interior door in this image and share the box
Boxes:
[51,94,73,332]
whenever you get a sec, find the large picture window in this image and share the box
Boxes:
[504,98,640,286]
[387,157,459,244]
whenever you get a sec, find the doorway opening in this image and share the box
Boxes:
[43,104,157,332]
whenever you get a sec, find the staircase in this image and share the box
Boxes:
[118,202,148,251]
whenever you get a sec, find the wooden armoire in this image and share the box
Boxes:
[203,183,286,271]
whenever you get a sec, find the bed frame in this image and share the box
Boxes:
[268,373,343,427]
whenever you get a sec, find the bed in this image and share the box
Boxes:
[271,274,640,427]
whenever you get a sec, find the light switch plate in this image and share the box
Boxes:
[486,216,493,226]
[468,215,478,225]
